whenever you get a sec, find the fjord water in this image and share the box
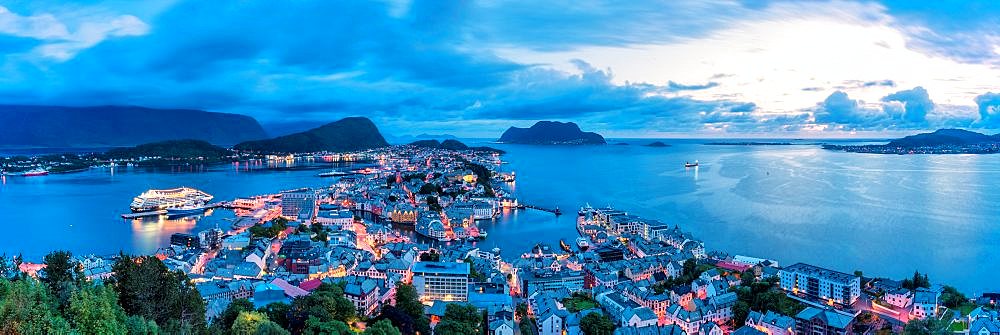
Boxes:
[2,141,1000,293]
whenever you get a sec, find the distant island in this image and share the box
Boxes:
[824,129,1000,154]
[614,142,630,146]
[409,139,505,153]
[234,117,389,154]
[105,139,233,163]
[705,142,796,146]
[0,105,267,147]
[497,121,606,145]
[644,141,670,147]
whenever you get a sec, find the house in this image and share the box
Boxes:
[733,326,768,335]
[793,307,854,335]
[623,307,659,328]
[969,318,1000,335]
[699,322,723,335]
[746,310,795,335]
[883,288,913,308]
[911,288,941,319]
[490,319,515,335]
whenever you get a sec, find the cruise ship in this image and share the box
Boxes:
[130,187,213,212]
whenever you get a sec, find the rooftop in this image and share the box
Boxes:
[412,261,470,275]
[782,263,857,284]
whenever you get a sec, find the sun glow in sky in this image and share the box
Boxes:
[0,0,997,137]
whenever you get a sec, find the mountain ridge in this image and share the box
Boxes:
[234,117,389,153]
[497,121,606,145]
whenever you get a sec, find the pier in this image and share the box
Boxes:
[121,202,227,219]
[521,204,562,216]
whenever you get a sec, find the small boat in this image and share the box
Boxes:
[684,160,699,168]
[21,168,49,177]
[167,203,209,217]
[318,171,353,177]
[576,237,590,251]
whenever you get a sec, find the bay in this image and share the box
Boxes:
[1,140,999,294]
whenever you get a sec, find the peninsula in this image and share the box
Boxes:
[497,121,606,145]
[824,129,1000,154]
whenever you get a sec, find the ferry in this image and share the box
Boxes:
[684,160,699,168]
[21,168,49,177]
[130,187,213,212]
[166,202,209,217]
[576,237,590,251]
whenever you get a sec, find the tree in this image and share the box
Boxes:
[217,298,256,330]
[435,304,483,335]
[255,320,291,335]
[902,317,949,335]
[364,319,402,335]
[68,283,128,334]
[732,301,751,327]
[0,277,76,334]
[231,311,268,335]
[124,315,160,335]
[287,283,356,332]
[395,284,423,318]
[302,316,352,335]
[940,286,968,309]
[902,271,931,290]
[258,302,291,330]
[43,250,85,309]
[110,254,206,331]
[579,312,615,335]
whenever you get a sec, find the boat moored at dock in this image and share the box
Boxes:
[130,187,213,212]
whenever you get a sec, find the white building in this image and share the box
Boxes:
[884,288,913,308]
[412,262,469,302]
[779,263,860,305]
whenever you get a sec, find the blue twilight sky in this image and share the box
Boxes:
[0,0,998,138]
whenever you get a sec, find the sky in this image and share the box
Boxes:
[0,0,998,138]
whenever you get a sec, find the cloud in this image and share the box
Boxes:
[975,92,1000,126]
[0,5,148,61]
[814,91,875,125]
[881,86,933,123]
[667,81,720,91]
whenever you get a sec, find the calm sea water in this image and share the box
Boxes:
[2,140,999,293]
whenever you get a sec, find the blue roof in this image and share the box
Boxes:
[412,262,469,275]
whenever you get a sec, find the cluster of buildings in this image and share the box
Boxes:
[52,144,990,335]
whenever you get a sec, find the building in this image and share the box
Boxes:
[911,288,941,319]
[883,288,913,308]
[412,262,470,302]
[199,228,223,250]
[779,263,860,305]
[281,189,316,219]
[794,307,854,335]
[170,233,201,249]
[746,310,796,335]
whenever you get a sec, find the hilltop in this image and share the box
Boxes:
[497,121,606,145]
[233,117,389,153]
[409,139,506,153]
[0,105,267,147]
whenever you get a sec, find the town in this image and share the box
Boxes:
[0,144,993,335]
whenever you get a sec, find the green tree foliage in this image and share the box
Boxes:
[425,196,442,212]
[902,271,931,290]
[0,277,72,334]
[110,254,206,331]
[902,317,949,335]
[251,218,289,239]
[579,312,615,335]
[732,277,803,327]
[364,319,402,335]
[232,311,270,335]
[68,283,128,334]
[382,283,430,335]
[258,302,291,330]
[940,286,969,309]
[435,304,483,335]
[287,283,356,332]
[302,316,352,335]
[216,298,256,330]
[42,250,85,308]
[125,315,160,335]
[418,183,442,195]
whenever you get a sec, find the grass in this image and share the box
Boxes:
[562,294,598,313]
[949,321,967,332]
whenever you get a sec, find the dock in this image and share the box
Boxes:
[522,204,562,216]
[121,202,227,219]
